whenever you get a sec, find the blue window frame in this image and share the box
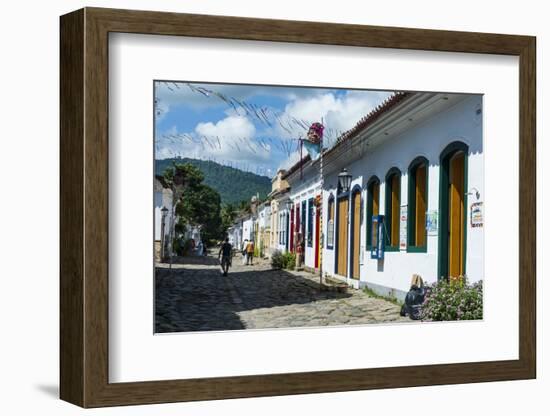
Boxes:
[301,200,306,239]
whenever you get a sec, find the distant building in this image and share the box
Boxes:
[257,201,272,257]
[268,169,291,254]
[154,176,173,260]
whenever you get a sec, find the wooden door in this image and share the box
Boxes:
[352,192,361,279]
[391,175,400,246]
[415,165,427,246]
[337,198,349,276]
[449,152,465,278]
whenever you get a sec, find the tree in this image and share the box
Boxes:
[163,162,204,190]
[176,183,222,242]
[220,203,238,235]
[163,163,223,243]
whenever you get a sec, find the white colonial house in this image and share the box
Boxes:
[228,216,245,249]
[154,177,173,259]
[267,170,291,255]
[242,216,255,245]
[256,202,271,257]
[281,91,483,300]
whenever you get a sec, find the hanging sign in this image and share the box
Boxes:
[470,202,484,227]
[426,210,438,236]
[371,215,385,260]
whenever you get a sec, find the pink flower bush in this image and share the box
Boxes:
[421,276,483,321]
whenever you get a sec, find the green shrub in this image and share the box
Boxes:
[422,276,483,321]
[282,252,296,270]
[271,250,285,269]
[271,250,296,270]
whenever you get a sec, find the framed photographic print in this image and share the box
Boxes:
[60,7,536,408]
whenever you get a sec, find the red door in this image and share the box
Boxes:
[315,204,320,268]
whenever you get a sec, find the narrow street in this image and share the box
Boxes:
[155,251,408,333]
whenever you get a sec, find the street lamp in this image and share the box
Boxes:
[338,168,352,193]
[168,167,186,273]
[160,206,168,260]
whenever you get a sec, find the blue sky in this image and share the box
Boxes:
[154,81,394,177]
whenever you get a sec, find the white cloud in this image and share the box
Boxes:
[195,115,255,139]
[277,149,302,172]
[156,115,274,172]
[270,90,393,146]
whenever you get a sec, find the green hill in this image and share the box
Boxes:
[155,158,271,205]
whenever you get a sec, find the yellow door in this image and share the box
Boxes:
[391,175,400,246]
[449,152,465,278]
[352,192,361,279]
[372,182,379,217]
[337,198,349,276]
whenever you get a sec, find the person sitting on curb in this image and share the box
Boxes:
[400,274,426,320]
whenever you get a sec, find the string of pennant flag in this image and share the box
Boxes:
[154,81,345,161]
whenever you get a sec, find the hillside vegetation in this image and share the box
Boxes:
[155,158,271,205]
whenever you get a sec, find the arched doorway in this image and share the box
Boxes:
[438,142,468,279]
[350,187,362,279]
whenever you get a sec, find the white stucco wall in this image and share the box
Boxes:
[276,209,289,252]
[229,223,243,249]
[322,95,483,297]
[153,188,173,241]
[270,201,279,250]
[242,218,254,243]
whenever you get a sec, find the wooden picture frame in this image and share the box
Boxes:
[60,7,536,408]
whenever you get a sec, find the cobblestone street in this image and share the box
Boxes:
[155,252,408,333]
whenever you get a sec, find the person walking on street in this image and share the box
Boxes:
[218,238,233,276]
[242,239,248,265]
[246,240,255,265]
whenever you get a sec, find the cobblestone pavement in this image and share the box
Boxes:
[155,251,409,333]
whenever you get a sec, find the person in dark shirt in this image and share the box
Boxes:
[218,238,233,276]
